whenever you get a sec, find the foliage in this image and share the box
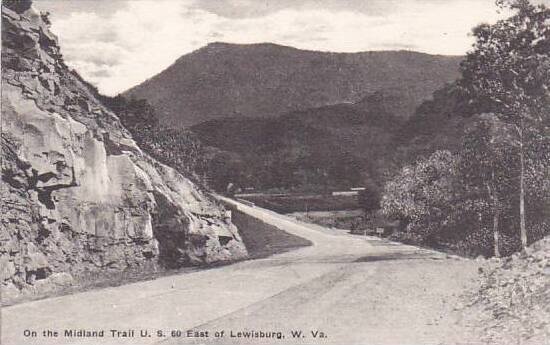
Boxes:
[358,182,381,214]
[381,151,462,237]
[459,1,549,121]
[391,82,477,172]
[458,0,550,249]
[382,115,548,256]
[382,0,549,256]
[192,113,368,193]
[459,115,521,256]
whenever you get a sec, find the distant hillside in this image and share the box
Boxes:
[125,42,462,127]
[191,91,403,192]
[393,83,477,163]
[190,82,479,193]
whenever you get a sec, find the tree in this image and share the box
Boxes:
[460,114,518,257]
[381,150,461,240]
[458,0,550,250]
[358,180,381,220]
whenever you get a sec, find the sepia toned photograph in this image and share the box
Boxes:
[1,0,549,344]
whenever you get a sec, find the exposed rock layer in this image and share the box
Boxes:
[1,2,247,303]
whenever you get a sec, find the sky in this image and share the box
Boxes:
[32,0,548,96]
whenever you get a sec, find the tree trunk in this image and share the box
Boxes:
[493,208,500,258]
[519,134,527,251]
[488,180,500,258]
[478,212,484,245]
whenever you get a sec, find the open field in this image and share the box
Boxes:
[235,193,360,213]
[288,210,368,232]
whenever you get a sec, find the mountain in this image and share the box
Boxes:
[1,1,246,303]
[125,42,462,127]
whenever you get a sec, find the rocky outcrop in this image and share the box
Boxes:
[466,237,549,344]
[1,1,247,303]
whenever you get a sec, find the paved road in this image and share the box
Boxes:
[1,197,481,345]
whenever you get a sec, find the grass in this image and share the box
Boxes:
[291,210,369,232]
[229,207,313,259]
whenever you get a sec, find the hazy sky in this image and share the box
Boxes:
[33,0,547,95]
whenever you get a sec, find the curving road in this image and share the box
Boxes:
[1,197,481,345]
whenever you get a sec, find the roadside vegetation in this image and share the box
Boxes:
[227,206,312,259]
[289,210,368,232]
[381,0,549,257]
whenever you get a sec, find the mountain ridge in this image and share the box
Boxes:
[181,41,463,58]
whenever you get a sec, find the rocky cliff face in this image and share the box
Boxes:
[1,1,247,303]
